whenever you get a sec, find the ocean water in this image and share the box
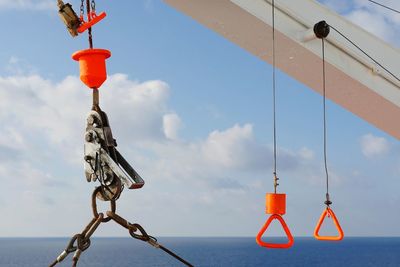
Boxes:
[0,237,399,266]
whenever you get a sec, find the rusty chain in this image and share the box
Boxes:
[80,0,84,18]
[91,186,116,222]
[49,186,194,267]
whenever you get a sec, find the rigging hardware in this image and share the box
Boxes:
[256,0,293,249]
[50,1,194,265]
[57,0,81,37]
[49,187,194,267]
[57,0,106,38]
[312,21,344,241]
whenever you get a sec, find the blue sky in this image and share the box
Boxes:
[0,0,399,237]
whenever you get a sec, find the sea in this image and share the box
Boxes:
[0,237,399,267]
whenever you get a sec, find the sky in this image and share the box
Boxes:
[0,0,399,238]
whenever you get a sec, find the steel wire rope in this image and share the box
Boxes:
[367,0,400,14]
[328,24,400,83]
[271,0,279,193]
[321,38,331,205]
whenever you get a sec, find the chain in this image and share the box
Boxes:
[85,0,93,48]
[48,214,101,267]
[91,0,96,12]
[49,187,194,267]
[80,0,84,18]
[106,211,194,266]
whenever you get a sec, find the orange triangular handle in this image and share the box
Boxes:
[314,207,344,241]
[256,214,294,248]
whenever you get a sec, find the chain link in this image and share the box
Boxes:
[49,185,193,266]
[91,0,96,12]
[80,0,84,18]
[92,186,116,222]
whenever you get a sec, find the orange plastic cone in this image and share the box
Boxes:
[72,48,111,89]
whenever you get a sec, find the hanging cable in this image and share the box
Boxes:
[321,38,331,207]
[256,0,294,249]
[367,0,400,14]
[313,22,344,241]
[313,21,332,206]
[328,24,400,83]
[271,0,279,193]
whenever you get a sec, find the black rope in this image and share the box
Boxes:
[159,245,194,267]
[367,0,400,14]
[321,38,331,206]
[328,24,400,83]
[271,0,279,193]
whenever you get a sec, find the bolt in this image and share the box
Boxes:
[85,132,93,142]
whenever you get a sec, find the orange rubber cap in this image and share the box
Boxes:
[266,193,286,215]
[72,48,111,89]
[256,214,294,249]
[314,207,344,241]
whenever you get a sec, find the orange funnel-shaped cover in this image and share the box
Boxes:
[72,49,111,89]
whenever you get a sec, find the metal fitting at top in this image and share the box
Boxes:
[314,20,330,39]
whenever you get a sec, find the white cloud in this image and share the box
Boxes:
[202,124,261,169]
[360,133,390,158]
[0,71,318,237]
[163,113,181,140]
[346,9,392,41]
[319,0,400,45]
[5,56,37,75]
[298,147,314,160]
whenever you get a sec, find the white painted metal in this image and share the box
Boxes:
[232,0,400,102]
[164,0,400,139]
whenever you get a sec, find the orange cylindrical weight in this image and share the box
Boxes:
[266,193,286,215]
[72,48,111,89]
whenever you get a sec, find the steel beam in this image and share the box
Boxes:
[164,0,400,139]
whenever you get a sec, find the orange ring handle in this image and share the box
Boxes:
[78,11,107,34]
[256,214,294,249]
[314,207,344,241]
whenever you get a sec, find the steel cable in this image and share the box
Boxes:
[367,0,400,14]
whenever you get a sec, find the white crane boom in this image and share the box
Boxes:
[164,0,400,140]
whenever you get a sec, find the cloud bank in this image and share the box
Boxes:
[0,71,316,236]
[360,133,390,158]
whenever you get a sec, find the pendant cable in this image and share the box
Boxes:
[367,0,400,14]
[271,0,279,193]
[321,38,331,207]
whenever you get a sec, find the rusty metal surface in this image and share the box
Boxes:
[49,187,193,267]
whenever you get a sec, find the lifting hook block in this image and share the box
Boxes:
[314,207,344,241]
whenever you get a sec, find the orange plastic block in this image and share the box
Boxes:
[78,12,107,34]
[314,207,344,241]
[256,214,294,249]
[72,48,111,89]
[266,193,286,215]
